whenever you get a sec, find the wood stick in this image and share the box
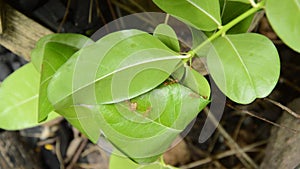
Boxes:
[181,141,267,169]
[0,131,44,168]
[260,98,300,169]
[0,0,53,60]
[204,108,259,169]
[0,0,3,34]
[264,98,300,119]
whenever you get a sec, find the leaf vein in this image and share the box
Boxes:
[224,36,256,95]
[186,0,221,26]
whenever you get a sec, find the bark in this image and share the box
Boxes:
[260,98,300,169]
[0,131,44,169]
[0,0,3,34]
[0,0,53,60]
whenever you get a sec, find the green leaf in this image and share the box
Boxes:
[196,1,254,53]
[32,34,93,122]
[59,84,209,162]
[48,29,187,109]
[38,42,83,122]
[0,63,59,130]
[190,27,212,57]
[220,1,254,34]
[153,24,180,52]
[227,0,250,3]
[172,65,211,98]
[110,154,140,169]
[31,33,93,72]
[182,67,210,98]
[266,0,300,52]
[109,154,179,169]
[54,104,101,143]
[153,0,222,31]
[207,33,280,104]
[97,84,209,163]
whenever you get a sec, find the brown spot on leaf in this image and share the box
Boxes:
[129,102,137,111]
[189,93,200,98]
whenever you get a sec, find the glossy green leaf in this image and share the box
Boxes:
[38,42,83,122]
[54,104,101,143]
[207,33,280,104]
[58,84,209,163]
[109,154,179,169]
[48,29,187,110]
[153,24,180,52]
[97,84,209,163]
[266,0,300,52]
[182,67,210,98]
[31,33,93,72]
[32,34,93,121]
[227,0,250,3]
[0,63,59,130]
[110,154,139,169]
[153,0,222,31]
[172,64,211,98]
[220,1,254,34]
[190,27,212,57]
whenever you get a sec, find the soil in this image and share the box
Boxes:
[0,0,300,169]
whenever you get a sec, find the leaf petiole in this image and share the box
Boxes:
[249,0,258,7]
[187,0,266,58]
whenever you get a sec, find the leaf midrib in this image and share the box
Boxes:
[97,105,181,139]
[40,46,74,85]
[187,0,221,26]
[224,36,256,95]
[294,0,300,9]
[1,95,38,115]
[52,54,188,106]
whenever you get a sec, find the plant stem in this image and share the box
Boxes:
[249,0,258,7]
[188,0,265,58]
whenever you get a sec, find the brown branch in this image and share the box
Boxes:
[227,103,299,133]
[58,0,72,32]
[181,141,267,169]
[95,0,107,25]
[88,0,94,24]
[56,138,66,169]
[66,138,88,169]
[264,98,300,119]
[280,77,300,93]
[203,108,259,169]
[0,0,3,34]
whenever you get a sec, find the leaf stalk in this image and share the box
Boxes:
[187,0,266,59]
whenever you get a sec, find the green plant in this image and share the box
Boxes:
[0,0,299,168]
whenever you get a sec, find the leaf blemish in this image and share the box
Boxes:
[163,78,178,86]
[189,93,200,98]
[129,102,137,111]
[143,107,152,117]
